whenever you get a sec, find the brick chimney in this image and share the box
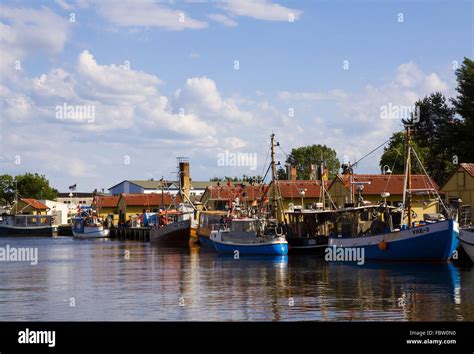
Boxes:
[290,165,297,181]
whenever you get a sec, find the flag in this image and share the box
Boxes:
[69,184,77,191]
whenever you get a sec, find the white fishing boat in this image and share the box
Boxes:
[72,216,110,238]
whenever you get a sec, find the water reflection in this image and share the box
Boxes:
[0,237,473,321]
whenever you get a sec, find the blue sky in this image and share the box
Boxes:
[0,0,472,192]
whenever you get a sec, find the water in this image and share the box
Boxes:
[1,237,473,321]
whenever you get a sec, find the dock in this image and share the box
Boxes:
[109,227,150,242]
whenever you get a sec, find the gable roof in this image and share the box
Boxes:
[203,184,269,201]
[19,198,49,210]
[329,174,439,195]
[94,195,120,208]
[460,163,474,178]
[276,180,328,199]
[119,193,181,206]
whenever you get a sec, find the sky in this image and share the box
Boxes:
[0,0,472,192]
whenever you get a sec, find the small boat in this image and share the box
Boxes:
[210,218,288,256]
[458,227,474,261]
[72,216,110,238]
[0,214,53,237]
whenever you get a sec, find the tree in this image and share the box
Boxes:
[381,93,457,185]
[0,174,15,205]
[379,132,428,174]
[412,93,458,185]
[451,57,474,162]
[276,166,287,180]
[286,144,340,180]
[0,173,58,205]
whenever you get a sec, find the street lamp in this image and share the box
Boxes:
[383,165,392,174]
[298,188,307,210]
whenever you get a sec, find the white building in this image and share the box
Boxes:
[42,200,70,226]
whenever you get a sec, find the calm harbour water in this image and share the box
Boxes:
[0,237,473,321]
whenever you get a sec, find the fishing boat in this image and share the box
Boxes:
[149,211,191,248]
[0,214,53,237]
[72,215,110,238]
[209,134,289,256]
[285,208,333,254]
[458,227,474,261]
[327,125,458,262]
[210,218,288,256]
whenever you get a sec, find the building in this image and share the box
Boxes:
[275,180,328,210]
[440,163,474,224]
[200,184,267,211]
[108,180,216,199]
[42,200,69,225]
[56,192,94,206]
[12,198,49,215]
[328,174,440,222]
[117,193,182,224]
[94,195,120,225]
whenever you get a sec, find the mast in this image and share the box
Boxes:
[405,125,412,228]
[270,133,278,219]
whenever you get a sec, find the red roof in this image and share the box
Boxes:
[333,174,439,195]
[19,198,49,210]
[205,185,269,201]
[461,163,474,177]
[120,193,181,206]
[275,180,326,198]
[95,195,119,208]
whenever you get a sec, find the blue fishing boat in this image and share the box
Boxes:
[327,206,458,262]
[210,218,288,256]
[327,125,458,263]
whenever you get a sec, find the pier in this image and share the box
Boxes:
[109,227,150,242]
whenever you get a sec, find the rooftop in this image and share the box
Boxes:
[332,174,439,195]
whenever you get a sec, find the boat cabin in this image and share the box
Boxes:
[1,214,52,227]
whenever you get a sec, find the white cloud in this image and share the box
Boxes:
[207,13,238,27]
[175,76,253,124]
[0,5,70,78]
[219,0,302,22]
[96,0,208,31]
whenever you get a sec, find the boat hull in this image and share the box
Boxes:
[211,239,288,256]
[328,219,458,262]
[150,219,191,248]
[287,236,328,254]
[0,225,53,237]
[458,228,474,262]
[73,228,110,239]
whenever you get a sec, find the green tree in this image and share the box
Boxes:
[451,57,474,162]
[412,93,458,185]
[379,132,428,174]
[286,144,340,180]
[0,174,15,205]
[276,166,287,180]
[15,173,58,201]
